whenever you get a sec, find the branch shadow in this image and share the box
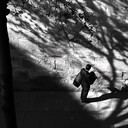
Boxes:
[86,91,128,128]
[87,91,128,103]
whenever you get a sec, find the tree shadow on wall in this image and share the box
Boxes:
[72,0,128,88]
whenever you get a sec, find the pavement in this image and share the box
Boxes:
[1,89,128,128]
[0,75,128,128]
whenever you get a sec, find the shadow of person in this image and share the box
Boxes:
[86,91,128,103]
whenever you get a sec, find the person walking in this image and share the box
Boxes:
[80,64,92,103]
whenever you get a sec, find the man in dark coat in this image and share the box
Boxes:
[80,64,92,103]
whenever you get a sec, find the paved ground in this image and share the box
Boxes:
[1,89,128,128]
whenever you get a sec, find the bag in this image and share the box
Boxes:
[89,71,97,85]
[73,71,82,88]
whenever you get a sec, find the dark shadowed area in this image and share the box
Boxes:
[1,0,128,128]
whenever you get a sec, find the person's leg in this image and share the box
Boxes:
[81,87,89,102]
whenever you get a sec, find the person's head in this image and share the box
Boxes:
[85,64,91,71]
